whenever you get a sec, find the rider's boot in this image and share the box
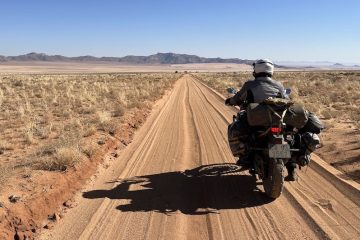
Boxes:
[236,155,251,168]
[285,163,298,181]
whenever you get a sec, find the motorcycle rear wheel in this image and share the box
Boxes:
[263,159,284,199]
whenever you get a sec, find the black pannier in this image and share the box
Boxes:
[227,113,249,157]
[299,112,324,134]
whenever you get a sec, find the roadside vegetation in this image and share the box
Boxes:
[194,71,360,127]
[0,73,178,179]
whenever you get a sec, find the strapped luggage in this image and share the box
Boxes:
[283,104,309,129]
[247,101,309,128]
[246,103,282,127]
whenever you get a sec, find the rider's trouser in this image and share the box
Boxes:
[285,159,297,174]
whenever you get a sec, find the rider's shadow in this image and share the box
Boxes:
[83,164,274,215]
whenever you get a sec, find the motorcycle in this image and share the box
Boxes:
[226,88,301,199]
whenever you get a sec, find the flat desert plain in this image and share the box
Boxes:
[0,61,253,73]
[0,63,359,240]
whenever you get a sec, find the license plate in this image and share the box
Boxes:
[269,144,291,159]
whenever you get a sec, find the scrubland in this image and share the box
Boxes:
[194,71,360,125]
[194,71,360,181]
[0,73,178,182]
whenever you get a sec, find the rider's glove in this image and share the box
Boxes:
[225,98,232,105]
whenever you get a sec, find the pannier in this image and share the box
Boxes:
[228,113,249,157]
[299,112,324,134]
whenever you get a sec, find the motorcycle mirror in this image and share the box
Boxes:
[285,88,292,95]
[227,87,237,94]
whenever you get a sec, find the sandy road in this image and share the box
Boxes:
[40,75,360,240]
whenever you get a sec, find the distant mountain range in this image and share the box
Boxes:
[275,61,360,67]
[0,52,254,65]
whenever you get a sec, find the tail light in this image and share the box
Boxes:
[270,127,282,134]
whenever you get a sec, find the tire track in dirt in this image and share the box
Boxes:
[39,75,360,240]
[187,78,227,240]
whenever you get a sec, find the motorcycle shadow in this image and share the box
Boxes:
[83,163,274,215]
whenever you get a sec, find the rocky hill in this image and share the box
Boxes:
[0,52,253,65]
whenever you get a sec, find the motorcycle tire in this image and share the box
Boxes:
[263,159,284,199]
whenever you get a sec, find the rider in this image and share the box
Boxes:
[225,59,287,105]
[225,59,298,181]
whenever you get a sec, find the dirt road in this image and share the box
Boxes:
[40,75,360,240]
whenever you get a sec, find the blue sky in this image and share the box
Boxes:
[0,0,359,63]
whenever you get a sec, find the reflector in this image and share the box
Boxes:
[271,127,281,134]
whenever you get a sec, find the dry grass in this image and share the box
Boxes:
[194,71,360,128]
[0,166,10,188]
[0,140,14,152]
[80,140,100,159]
[35,146,82,171]
[0,73,178,173]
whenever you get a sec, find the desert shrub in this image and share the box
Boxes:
[0,140,14,152]
[80,141,99,158]
[83,125,97,137]
[321,109,333,120]
[0,89,3,107]
[24,130,34,144]
[112,105,125,117]
[35,146,82,171]
[100,121,118,135]
[0,166,11,187]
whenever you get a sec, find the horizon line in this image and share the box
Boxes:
[1,51,359,65]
